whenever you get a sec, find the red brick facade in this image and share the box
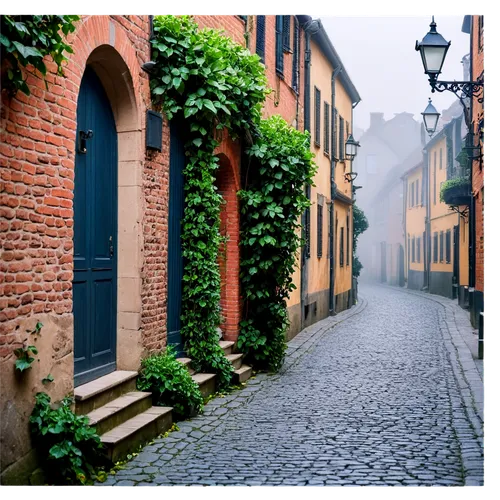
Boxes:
[470,15,484,294]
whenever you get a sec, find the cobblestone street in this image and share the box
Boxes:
[102,284,484,486]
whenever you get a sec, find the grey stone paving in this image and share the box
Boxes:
[102,284,484,486]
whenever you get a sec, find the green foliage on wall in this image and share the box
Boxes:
[352,202,369,278]
[238,116,317,370]
[0,15,79,96]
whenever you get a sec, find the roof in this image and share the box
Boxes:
[309,19,362,105]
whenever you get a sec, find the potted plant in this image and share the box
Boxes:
[440,176,471,206]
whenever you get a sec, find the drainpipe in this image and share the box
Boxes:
[329,66,342,314]
[300,23,311,329]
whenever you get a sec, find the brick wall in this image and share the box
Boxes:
[471,15,484,293]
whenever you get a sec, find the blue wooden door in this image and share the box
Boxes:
[73,67,118,386]
[167,120,185,355]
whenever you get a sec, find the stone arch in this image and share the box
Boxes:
[215,144,241,343]
[68,17,146,371]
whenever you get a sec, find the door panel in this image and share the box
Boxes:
[73,67,118,386]
[167,120,186,356]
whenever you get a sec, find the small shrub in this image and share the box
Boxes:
[29,392,106,485]
[137,346,204,419]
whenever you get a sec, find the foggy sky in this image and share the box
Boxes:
[318,16,471,132]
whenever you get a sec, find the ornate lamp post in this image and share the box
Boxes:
[421,98,440,137]
[344,133,360,183]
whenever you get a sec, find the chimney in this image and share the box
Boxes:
[370,112,384,130]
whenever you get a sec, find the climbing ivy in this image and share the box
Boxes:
[238,116,317,371]
[352,202,369,278]
[150,15,267,388]
[0,15,79,96]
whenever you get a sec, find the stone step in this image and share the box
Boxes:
[86,391,153,435]
[192,372,217,399]
[219,340,235,355]
[100,406,173,463]
[177,357,195,375]
[74,371,138,415]
[233,365,252,384]
[225,353,244,370]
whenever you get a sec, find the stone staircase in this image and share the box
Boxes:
[177,340,252,391]
[74,371,172,463]
[74,341,252,463]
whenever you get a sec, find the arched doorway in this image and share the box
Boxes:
[73,67,118,386]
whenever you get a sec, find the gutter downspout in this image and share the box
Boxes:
[467,19,476,314]
[329,66,342,314]
[300,19,316,327]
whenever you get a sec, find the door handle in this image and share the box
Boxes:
[77,129,94,154]
[109,236,114,257]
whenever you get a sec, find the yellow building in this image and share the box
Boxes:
[286,18,361,337]
[402,160,426,290]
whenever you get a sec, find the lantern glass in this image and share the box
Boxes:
[416,17,451,78]
[345,134,359,160]
[421,98,440,136]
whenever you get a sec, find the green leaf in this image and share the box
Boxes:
[42,374,54,384]
[152,86,166,95]
[15,358,33,372]
[0,33,11,48]
[203,99,217,114]
[192,138,202,147]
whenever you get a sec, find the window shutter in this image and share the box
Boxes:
[339,116,345,160]
[417,237,421,263]
[314,87,321,147]
[256,16,266,62]
[346,214,350,266]
[416,179,419,205]
[324,102,330,154]
[340,227,344,267]
[433,232,438,263]
[332,108,338,159]
[275,16,284,77]
[292,19,299,93]
[412,236,415,262]
[439,231,444,262]
[446,230,451,263]
[283,16,291,52]
[317,204,323,258]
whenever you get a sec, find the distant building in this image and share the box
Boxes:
[353,111,421,280]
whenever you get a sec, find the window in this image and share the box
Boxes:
[275,16,284,77]
[346,213,350,266]
[433,232,438,263]
[317,203,323,258]
[439,231,444,262]
[332,108,338,158]
[411,182,415,207]
[283,16,291,52]
[411,236,415,263]
[292,19,300,93]
[305,186,311,259]
[439,148,443,170]
[339,116,345,160]
[314,87,321,147]
[366,155,377,174]
[416,179,419,206]
[433,151,437,205]
[340,227,344,267]
[256,16,266,62]
[446,229,451,263]
[324,102,330,154]
[417,237,421,263]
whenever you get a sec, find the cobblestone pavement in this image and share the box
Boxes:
[102,284,484,486]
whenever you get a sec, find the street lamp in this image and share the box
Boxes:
[415,16,483,106]
[345,134,360,161]
[421,98,440,137]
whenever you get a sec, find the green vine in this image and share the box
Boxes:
[150,15,267,388]
[352,202,369,278]
[14,344,38,372]
[30,392,106,485]
[238,116,317,371]
[0,15,79,96]
[440,176,470,203]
